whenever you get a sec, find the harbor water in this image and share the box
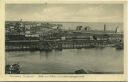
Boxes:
[6,47,123,74]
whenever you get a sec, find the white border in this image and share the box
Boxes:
[0,0,127,81]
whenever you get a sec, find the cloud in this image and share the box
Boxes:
[6,4,123,22]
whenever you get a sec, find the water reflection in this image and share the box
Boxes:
[6,47,123,74]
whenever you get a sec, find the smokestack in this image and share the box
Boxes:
[104,24,106,31]
[115,26,118,33]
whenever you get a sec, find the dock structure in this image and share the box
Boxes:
[5,37,123,51]
[5,30,123,51]
[6,40,39,51]
[5,20,123,51]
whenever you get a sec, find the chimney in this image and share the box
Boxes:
[104,24,106,31]
[115,26,118,33]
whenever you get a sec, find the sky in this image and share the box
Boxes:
[6,4,124,22]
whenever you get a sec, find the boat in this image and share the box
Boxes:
[95,46,105,49]
[116,45,123,50]
[115,43,123,50]
[76,47,82,49]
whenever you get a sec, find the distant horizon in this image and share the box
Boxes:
[5,20,123,23]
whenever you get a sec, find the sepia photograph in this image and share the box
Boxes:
[5,3,124,74]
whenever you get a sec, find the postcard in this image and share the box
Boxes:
[0,0,127,81]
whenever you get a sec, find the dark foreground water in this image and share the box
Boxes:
[5,47,123,74]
